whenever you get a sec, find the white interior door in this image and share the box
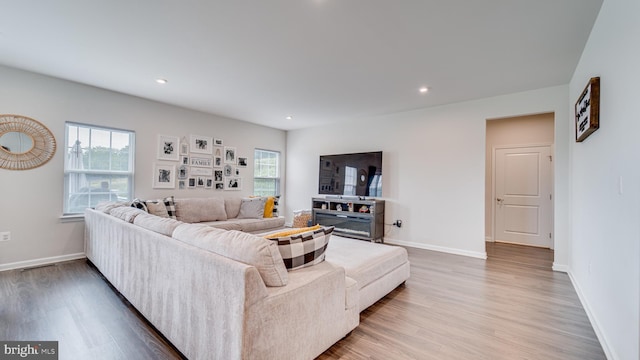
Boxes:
[494,146,552,248]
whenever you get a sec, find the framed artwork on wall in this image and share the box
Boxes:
[157,135,179,161]
[224,146,236,164]
[575,77,600,142]
[190,134,213,154]
[190,156,212,168]
[153,164,176,189]
[224,177,242,190]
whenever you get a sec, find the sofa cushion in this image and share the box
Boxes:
[224,197,242,219]
[172,223,288,287]
[325,235,409,291]
[266,226,334,271]
[95,201,130,213]
[110,206,146,223]
[237,197,266,219]
[133,213,183,237]
[174,197,227,223]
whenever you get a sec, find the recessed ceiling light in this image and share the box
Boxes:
[285,115,293,120]
[419,86,429,93]
[156,78,168,84]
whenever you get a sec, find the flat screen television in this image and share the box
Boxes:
[318,151,382,197]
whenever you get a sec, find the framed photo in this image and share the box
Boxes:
[234,167,240,176]
[237,157,248,167]
[178,165,188,179]
[157,135,180,161]
[214,146,223,157]
[224,164,233,177]
[190,156,212,168]
[153,164,176,189]
[178,180,186,190]
[196,177,206,187]
[214,156,223,168]
[214,170,223,182]
[187,177,196,189]
[190,167,213,176]
[205,178,213,189]
[215,182,224,190]
[224,146,236,164]
[190,134,213,154]
[214,138,223,146]
[180,137,189,155]
[180,155,189,165]
[224,177,242,190]
[575,77,600,142]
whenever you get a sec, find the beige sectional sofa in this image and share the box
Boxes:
[84,198,409,360]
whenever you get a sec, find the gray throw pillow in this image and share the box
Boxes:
[237,197,266,219]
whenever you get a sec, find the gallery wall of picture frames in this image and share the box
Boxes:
[153,134,247,190]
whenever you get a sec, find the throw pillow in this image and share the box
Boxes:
[146,201,170,218]
[131,196,177,219]
[237,197,266,219]
[265,225,321,239]
[266,226,334,271]
[263,196,275,218]
[131,198,148,212]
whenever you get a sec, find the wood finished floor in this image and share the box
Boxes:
[0,243,605,360]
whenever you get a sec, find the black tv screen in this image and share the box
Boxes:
[318,151,383,197]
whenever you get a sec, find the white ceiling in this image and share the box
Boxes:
[0,0,603,130]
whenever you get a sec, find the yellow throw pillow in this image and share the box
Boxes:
[265,224,321,239]
[264,196,275,218]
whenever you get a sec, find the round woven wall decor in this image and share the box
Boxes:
[0,114,57,170]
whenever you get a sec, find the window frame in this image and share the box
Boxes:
[253,148,281,197]
[63,122,135,215]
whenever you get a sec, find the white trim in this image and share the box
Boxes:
[567,270,615,360]
[0,253,86,272]
[485,236,494,242]
[384,238,487,259]
[60,214,85,223]
[551,263,569,273]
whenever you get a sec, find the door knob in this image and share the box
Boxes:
[496,198,504,203]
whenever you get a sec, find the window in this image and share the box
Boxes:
[64,123,135,215]
[254,149,280,196]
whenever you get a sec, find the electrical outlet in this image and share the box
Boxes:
[0,232,10,242]
[393,220,403,228]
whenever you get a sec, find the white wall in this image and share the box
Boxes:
[286,86,570,262]
[568,0,640,358]
[0,65,286,269]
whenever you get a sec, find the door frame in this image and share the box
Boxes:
[490,143,554,249]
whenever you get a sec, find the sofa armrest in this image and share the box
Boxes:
[243,261,358,359]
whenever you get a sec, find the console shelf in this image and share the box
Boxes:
[311,197,385,242]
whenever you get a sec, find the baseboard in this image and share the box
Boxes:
[0,253,86,272]
[566,270,615,360]
[551,263,569,273]
[384,238,487,259]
